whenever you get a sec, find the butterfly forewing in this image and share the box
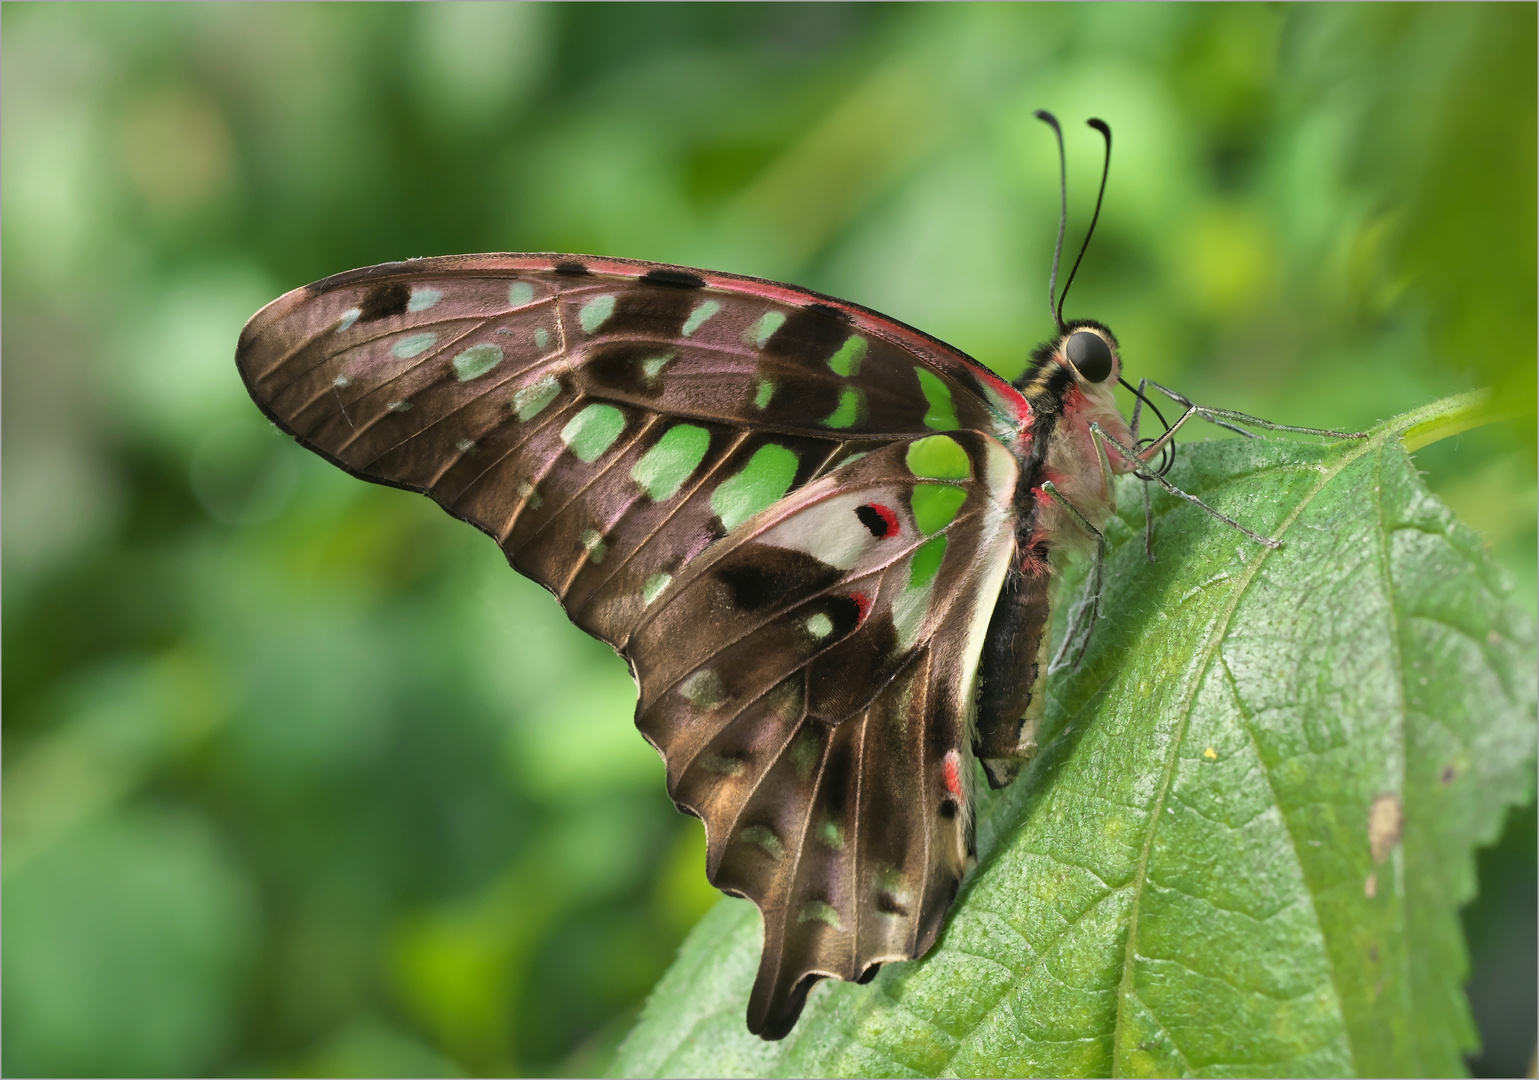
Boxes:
[235,253,1032,1038]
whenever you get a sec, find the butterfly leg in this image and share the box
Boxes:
[1125,378,1159,564]
[1041,480,1107,671]
[1140,380,1368,443]
[1090,422,1285,549]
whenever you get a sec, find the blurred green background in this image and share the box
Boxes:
[3,3,1534,1076]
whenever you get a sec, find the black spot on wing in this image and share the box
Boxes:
[639,268,706,289]
[716,546,844,613]
[764,304,854,367]
[855,504,892,538]
[601,286,697,339]
[583,341,673,398]
[554,261,590,276]
[359,281,410,322]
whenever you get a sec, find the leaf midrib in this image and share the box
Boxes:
[1103,430,1383,1077]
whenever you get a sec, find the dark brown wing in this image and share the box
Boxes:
[236,254,1026,1039]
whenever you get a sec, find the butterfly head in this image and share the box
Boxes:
[1016,317,1120,392]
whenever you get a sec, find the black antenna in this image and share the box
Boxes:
[1033,109,1067,330]
[1055,118,1112,327]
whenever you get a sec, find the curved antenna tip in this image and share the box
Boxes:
[1087,117,1111,138]
[1034,108,1061,128]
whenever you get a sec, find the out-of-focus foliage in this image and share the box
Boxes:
[2,4,1532,1077]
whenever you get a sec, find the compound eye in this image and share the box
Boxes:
[1066,331,1114,383]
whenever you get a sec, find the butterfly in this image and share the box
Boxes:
[234,113,1362,1039]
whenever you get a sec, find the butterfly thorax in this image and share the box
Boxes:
[1011,320,1132,570]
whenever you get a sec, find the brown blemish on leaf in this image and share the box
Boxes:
[1440,765,1456,784]
[1364,872,1377,898]
[1368,793,1403,863]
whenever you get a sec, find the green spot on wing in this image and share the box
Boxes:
[560,403,625,462]
[806,613,833,639]
[408,288,442,312]
[711,444,798,532]
[744,311,786,348]
[753,378,775,409]
[508,281,535,306]
[632,424,710,502]
[579,294,617,334]
[907,534,948,590]
[452,343,503,381]
[642,572,672,607]
[915,367,959,429]
[797,900,841,930]
[827,334,868,376]
[822,387,865,429]
[911,484,967,534]
[906,434,971,479]
[740,825,783,860]
[512,375,560,421]
[392,332,438,359]
[682,299,720,336]
[641,353,674,380]
[534,328,550,350]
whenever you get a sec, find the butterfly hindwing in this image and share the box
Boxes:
[236,254,1036,1038]
[628,433,1018,1036]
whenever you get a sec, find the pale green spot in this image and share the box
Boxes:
[711,444,798,531]
[408,287,442,312]
[452,343,503,381]
[915,367,959,429]
[642,572,672,606]
[682,299,720,337]
[680,669,725,710]
[508,281,535,306]
[741,825,783,860]
[336,308,361,332]
[332,374,351,388]
[806,613,833,639]
[744,311,786,348]
[387,400,411,413]
[832,451,869,470]
[512,375,560,421]
[560,403,625,463]
[907,535,948,591]
[819,819,845,849]
[822,387,865,429]
[906,434,971,479]
[641,353,674,381]
[455,438,476,454]
[516,480,543,509]
[911,485,967,535]
[700,753,745,777]
[534,328,550,350]
[392,332,438,359]
[579,293,617,334]
[632,424,710,502]
[753,378,775,410]
[798,900,842,930]
[791,729,820,782]
[827,335,868,377]
[580,528,608,564]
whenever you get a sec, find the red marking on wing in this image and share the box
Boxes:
[868,503,899,537]
[850,592,873,623]
[942,749,964,797]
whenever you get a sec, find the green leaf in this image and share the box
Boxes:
[614,395,1537,1078]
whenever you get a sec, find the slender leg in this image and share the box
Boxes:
[1091,422,1284,549]
[1042,480,1107,671]
[1126,379,1158,563]
[1142,380,1367,441]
